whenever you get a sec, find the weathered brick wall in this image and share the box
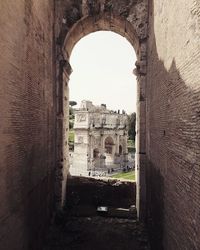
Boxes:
[2,0,200,249]
[0,1,56,249]
[147,1,200,249]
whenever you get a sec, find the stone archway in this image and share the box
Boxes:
[55,0,148,220]
[104,136,114,154]
[93,148,100,169]
[93,148,100,159]
[104,136,115,166]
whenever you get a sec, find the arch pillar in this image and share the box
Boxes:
[55,54,72,209]
[115,132,120,155]
[100,132,105,168]
[123,131,129,166]
[89,133,94,170]
[134,44,147,220]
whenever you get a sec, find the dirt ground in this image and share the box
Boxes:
[43,177,150,250]
[44,215,150,250]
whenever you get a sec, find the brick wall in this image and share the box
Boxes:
[0,1,56,249]
[2,0,200,249]
[147,1,200,249]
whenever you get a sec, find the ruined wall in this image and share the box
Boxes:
[66,176,136,216]
[146,1,200,249]
[4,0,200,249]
[0,1,56,249]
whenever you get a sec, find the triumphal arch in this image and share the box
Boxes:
[71,101,129,176]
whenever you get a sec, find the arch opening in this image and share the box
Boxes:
[68,31,136,178]
[104,136,114,155]
[62,15,140,61]
[56,11,147,220]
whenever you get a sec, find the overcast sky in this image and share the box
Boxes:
[69,31,137,114]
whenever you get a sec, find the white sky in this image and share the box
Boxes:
[69,31,137,114]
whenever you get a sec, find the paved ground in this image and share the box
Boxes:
[43,215,150,250]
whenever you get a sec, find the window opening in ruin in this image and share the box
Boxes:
[68,31,136,181]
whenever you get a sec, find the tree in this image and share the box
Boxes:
[69,107,75,129]
[69,101,77,107]
[69,101,76,128]
[69,120,74,129]
[69,106,74,118]
[128,112,136,140]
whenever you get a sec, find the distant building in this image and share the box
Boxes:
[70,100,129,176]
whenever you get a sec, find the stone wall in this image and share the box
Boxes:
[0,0,148,247]
[0,1,56,249]
[146,1,200,249]
[2,0,200,249]
[65,176,136,215]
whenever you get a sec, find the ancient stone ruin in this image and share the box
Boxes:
[0,0,200,249]
[71,100,129,176]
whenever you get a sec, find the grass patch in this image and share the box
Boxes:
[127,139,135,147]
[127,139,135,154]
[111,171,135,181]
[69,130,74,143]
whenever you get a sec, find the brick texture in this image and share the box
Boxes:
[146,1,200,249]
[1,0,200,250]
[0,1,56,249]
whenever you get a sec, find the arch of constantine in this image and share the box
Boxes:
[70,100,129,176]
